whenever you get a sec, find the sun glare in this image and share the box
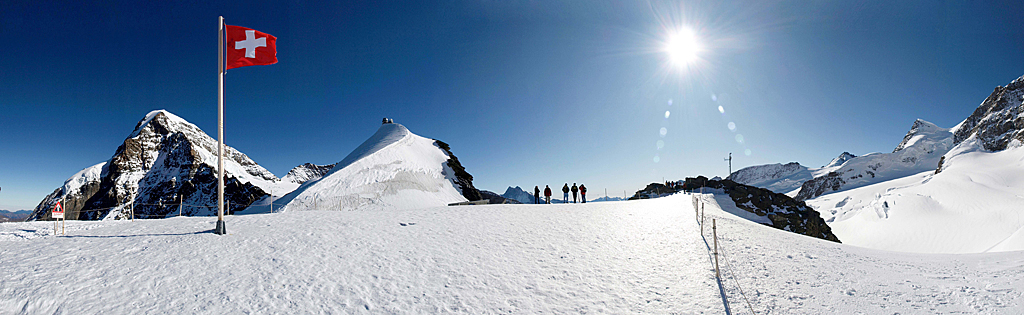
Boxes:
[665,28,701,65]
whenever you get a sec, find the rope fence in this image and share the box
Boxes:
[692,193,758,315]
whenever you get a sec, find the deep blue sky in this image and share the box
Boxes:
[2,1,1023,209]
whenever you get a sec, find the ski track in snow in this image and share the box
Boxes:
[2,193,1022,314]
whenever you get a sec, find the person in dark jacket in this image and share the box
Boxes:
[579,184,587,203]
[571,183,579,203]
[534,186,541,204]
[544,185,552,204]
[562,183,570,203]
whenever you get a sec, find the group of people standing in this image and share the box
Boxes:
[534,183,587,204]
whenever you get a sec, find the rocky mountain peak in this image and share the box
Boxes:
[894,119,943,153]
[824,152,857,168]
[30,110,277,221]
[282,163,337,184]
[952,74,1024,151]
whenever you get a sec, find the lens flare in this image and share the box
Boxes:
[664,111,671,119]
[728,122,735,131]
[745,149,752,156]
[657,140,665,150]
[660,127,667,137]
[735,134,744,143]
[654,155,661,163]
[718,106,724,113]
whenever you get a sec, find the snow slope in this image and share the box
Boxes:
[275,123,469,212]
[806,143,1024,253]
[2,193,1021,313]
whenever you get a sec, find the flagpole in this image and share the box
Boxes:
[215,15,227,235]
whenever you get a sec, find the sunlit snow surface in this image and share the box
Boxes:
[3,193,1022,314]
[807,142,1024,254]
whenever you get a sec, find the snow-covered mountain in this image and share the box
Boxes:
[501,186,538,204]
[804,74,1024,253]
[726,162,812,193]
[282,163,336,184]
[794,119,953,200]
[276,122,481,212]
[28,110,288,221]
[823,152,856,168]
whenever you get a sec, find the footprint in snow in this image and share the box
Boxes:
[399,222,417,226]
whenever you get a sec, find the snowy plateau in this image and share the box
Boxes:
[4,193,1023,314]
[4,74,1024,313]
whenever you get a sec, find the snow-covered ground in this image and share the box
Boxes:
[807,143,1024,254]
[3,193,1021,314]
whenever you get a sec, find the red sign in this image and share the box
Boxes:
[52,202,64,219]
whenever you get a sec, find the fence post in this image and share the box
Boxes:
[713,219,719,279]
[179,195,183,217]
[270,189,274,214]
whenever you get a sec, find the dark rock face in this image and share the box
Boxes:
[283,163,337,184]
[634,176,840,242]
[29,111,276,221]
[794,172,845,201]
[953,75,1024,151]
[434,140,483,202]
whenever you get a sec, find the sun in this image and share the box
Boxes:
[664,28,702,65]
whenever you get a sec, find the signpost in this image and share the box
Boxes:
[51,201,65,235]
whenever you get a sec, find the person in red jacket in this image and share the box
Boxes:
[579,184,587,203]
[544,185,552,204]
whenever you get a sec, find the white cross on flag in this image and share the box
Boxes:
[225,25,277,69]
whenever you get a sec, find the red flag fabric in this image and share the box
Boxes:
[225,25,277,70]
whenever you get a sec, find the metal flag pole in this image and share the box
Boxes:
[215,16,227,235]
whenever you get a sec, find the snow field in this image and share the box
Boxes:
[3,193,1022,314]
[2,196,723,314]
[696,193,1024,314]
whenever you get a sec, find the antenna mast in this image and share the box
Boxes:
[724,153,732,176]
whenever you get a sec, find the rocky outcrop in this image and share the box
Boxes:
[794,172,845,201]
[434,140,483,202]
[634,177,840,242]
[282,163,336,184]
[29,110,277,221]
[952,75,1024,151]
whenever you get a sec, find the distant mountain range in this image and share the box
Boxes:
[0,210,31,222]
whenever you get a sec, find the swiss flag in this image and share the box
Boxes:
[225,25,277,69]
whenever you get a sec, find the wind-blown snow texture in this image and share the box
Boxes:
[2,194,1021,313]
[276,123,472,212]
[28,110,284,221]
